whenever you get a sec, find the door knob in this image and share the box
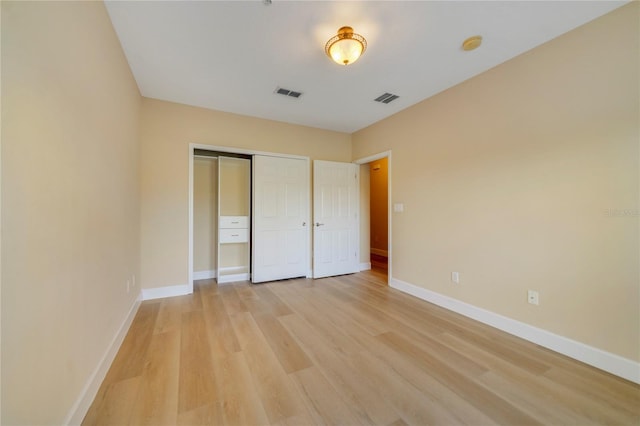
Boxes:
[315,222,325,227]
[302,222,306,227]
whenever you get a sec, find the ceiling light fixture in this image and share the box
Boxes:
[325,26,367,66]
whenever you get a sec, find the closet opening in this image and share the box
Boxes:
[188,143,312,293]
[192,149,252,285]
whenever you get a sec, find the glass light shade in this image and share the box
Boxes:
[329,39,363,65]
[325,26,367,66]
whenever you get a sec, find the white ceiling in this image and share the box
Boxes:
[105,1,627,133]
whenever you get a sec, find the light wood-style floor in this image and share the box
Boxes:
[84,269,640,425]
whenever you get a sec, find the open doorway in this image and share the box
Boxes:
[356,151,391,284]
[369,157,388,273]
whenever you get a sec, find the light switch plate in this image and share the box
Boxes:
[394,203,404,213]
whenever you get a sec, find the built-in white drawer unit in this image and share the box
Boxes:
[219,216,249,229]
[219,228,249,244]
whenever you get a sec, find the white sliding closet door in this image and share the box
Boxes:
[313,160,360,278]
[252,155,309,283]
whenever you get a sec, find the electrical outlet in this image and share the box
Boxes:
[527,290,539,305]
[451,272,460,284]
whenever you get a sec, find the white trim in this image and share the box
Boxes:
[142,283,191,301]
[217,273,250,284]
[389,277,640,384]
[354,151,392,165]
[305,157,312,281]
[64,296,141,425]
[191,142,308,160]
[370,248,388,257]
[193,270,216,280]
[188,145,194,295]
[359,262,372,271]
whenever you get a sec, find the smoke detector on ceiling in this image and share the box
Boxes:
[462,35,483,51]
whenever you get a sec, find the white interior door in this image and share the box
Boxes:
[313,160,359,278]
[252,155,309,283]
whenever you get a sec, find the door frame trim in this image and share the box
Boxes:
[354,150,392,281]
[189,143,310,293]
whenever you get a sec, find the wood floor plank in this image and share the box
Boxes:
[439,331,637,425]
[153,297,183,335]
[176,401,225,426]
[341,321,498,425]
[201,292,241,357]
[229,311,313,424]
[84,301,161,424]
[271,279,392,336]
[211,352,270,426]
[174,291,203,313]
[105,302,160,382]
[279,313,402,425]
[85,273,640,426]
[252,312,313,373]
[479,370,600,425]
[82,377,140,426]
[276,287,369,356]
[542,365,640,416]
[289,366,363,426]
[350,349,463,425]
[387,419,409,426]
[252,283,294,316]
[178,310,219,414]
[218,284,248,315]
[128,329,180,425]
[377,331,544,425]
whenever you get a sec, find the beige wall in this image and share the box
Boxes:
[1,1,141,424]
[370,158,389,254]
[193,158,217,272]
[352,3,639,362]
[140,98,351,290]
[219,157,250,217]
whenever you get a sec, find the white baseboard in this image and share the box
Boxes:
[360,262,372,271]
[370,248,388,257]
[217,273,250,284]
[193,269,216,280]
[389,277,640,384]
[141,283,191,301]
[64,295,141,425]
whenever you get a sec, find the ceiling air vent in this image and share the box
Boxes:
[374,92,400,104]
[275,87,302,99]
